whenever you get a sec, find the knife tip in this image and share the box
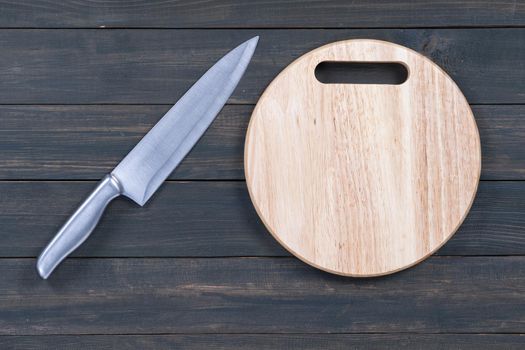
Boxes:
[246,36,259,49]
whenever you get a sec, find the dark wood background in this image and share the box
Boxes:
[0,1,524,349]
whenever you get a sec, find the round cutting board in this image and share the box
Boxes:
[245,39,481,277]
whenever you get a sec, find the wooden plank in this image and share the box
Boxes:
[0,105,523,180]
[0,29,523,104]
[476,105,525,180]
[0,1,523,28]
[1,334,524,349]
[0,105,249,180]
[1,181,523,257]
[0,257,523,334]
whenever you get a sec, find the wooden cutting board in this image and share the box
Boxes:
[245,39,481,277]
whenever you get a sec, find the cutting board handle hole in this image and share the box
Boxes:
[314,62,408,85]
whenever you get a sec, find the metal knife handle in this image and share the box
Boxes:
[36,174,122,279]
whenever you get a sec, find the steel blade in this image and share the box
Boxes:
[112,36,258,205]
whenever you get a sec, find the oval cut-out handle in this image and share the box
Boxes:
[305,39,414,87]
[315,61,408,85]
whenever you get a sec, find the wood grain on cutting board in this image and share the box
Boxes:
[245,39,481,276]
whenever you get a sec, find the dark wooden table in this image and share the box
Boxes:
[0,1,524,349]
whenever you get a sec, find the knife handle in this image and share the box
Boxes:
[36,174,122,279]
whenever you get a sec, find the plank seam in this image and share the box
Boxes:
[0,26,523,30]
[0,331,524,336]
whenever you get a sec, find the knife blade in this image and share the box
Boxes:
[36,36,259,279]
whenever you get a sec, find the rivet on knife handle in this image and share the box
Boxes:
[37,175,122,279]
[36,36,258,279]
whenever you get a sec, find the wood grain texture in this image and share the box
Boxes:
[246,40,481,276]
[2,334,524,349]
[0,29,523,104]
[0,105,249,180]
[476,105,525,180]
[0,0,523,28]
[0,181,523,257]
[0,257,523,335]
[0,105,523,180]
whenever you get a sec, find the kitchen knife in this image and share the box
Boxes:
[37,36,259,279]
